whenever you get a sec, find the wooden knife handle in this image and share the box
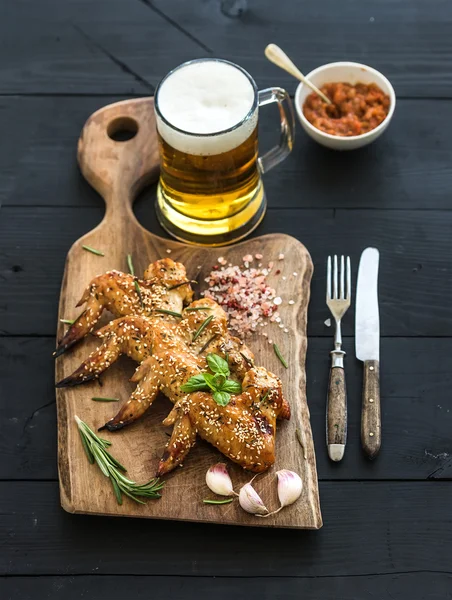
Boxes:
[361,360,381,459]
[327,366,347,461]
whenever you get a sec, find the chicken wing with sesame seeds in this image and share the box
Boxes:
[54,258,193,357]
[99,360,160,431]
[155,365,287,475]
[157,411,197,476]
[56,314,157,387]
[56,259,290,475]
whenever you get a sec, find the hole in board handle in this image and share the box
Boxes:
[107,117,139,142]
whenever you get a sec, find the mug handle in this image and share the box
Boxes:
[257,87,295,174]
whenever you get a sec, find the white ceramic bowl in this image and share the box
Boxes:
[294,61,396,150]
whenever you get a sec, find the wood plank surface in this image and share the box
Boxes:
[3,96,452,211]
[2,0,452,594]
[154,0,452,97]
[1,0,200,94]
[1,207,450,337]
[3,0,452,96]
[1,481,451,576]
[2,573,452,600]
[3,337,452,482]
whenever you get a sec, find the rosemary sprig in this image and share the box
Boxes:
[167,280,197,291]
[154,308,182,318]
[240,351,254,367]
[203,498,234,505]
[199,334,219,354]
[260,391,270,404]
[185,306,213,312]
[193,315,214,341]
[75,416,164,504]
[60,318,76,325]
[134,280,144,308]
[92,396,119,402]
[82,245,105,257]
[273,343,288,369]
[296,428,307,460]
[127,253,135,276]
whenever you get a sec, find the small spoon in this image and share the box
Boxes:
[265,43,332,105]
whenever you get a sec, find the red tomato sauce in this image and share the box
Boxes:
[303,82,390,137]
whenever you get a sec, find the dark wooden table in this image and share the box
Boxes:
[2,1,452,598]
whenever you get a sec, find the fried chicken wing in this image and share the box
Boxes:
[54,259,193,357]
[55,260,290,475]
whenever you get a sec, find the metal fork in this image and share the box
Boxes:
[326,255,351,462]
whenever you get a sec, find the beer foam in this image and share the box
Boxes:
[156,60,257,155]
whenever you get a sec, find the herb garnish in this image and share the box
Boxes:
[203,498,234,505]
[260,391,270,404]
[181,353,241,407]
[60,318,76,325]
[154,308,182,318]
[192,315,214,341]
[127,253,135,276]
[75,416,164,504]
[134,280,144,308]
[126,254,143,307]
[91,396,119,402]
[185,306,213,312]
[167,280,197,291]
[199,334,219,354]
[82,245,105,257]
[273,343,288,369]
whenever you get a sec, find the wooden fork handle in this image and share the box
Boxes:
[327,363,347,462]
[361,360,381,459]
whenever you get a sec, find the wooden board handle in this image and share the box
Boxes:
[77,97,160,224]
[361,360,381,459]
[326,366,347,461]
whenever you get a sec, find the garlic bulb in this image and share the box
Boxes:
[276,470,303,507]
[239,482,269,515]
[206,463,234,496]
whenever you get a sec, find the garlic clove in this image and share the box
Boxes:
[239,482,269,515]
[276,470,303,508]
[206,463,234,497]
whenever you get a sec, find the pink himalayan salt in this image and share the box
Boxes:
[204,262,277,338]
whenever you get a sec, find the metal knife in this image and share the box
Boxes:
[355,247,381,459]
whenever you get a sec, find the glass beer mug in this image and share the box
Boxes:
[154,58,294,246]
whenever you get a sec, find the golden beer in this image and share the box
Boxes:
[154,59,294,245]
[157,126,259,219]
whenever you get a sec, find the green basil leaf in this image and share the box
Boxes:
[203,372,219,392]
[180,374,210,393]
[212,391,231,406]
[213,373,226,388]
[220,380,242,394]
[206,353,230,377]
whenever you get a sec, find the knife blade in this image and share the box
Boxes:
[355,247,381,459]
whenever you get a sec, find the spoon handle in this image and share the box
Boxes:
[265,44,331,105]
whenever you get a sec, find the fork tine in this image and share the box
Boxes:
[327,256,332,300]
[340,255,345,300]
[346,256,351,300]
[333,255,338,300]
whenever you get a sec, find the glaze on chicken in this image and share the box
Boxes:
[55,259,290,475]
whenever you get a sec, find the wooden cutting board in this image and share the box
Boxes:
[55,97,322,529]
